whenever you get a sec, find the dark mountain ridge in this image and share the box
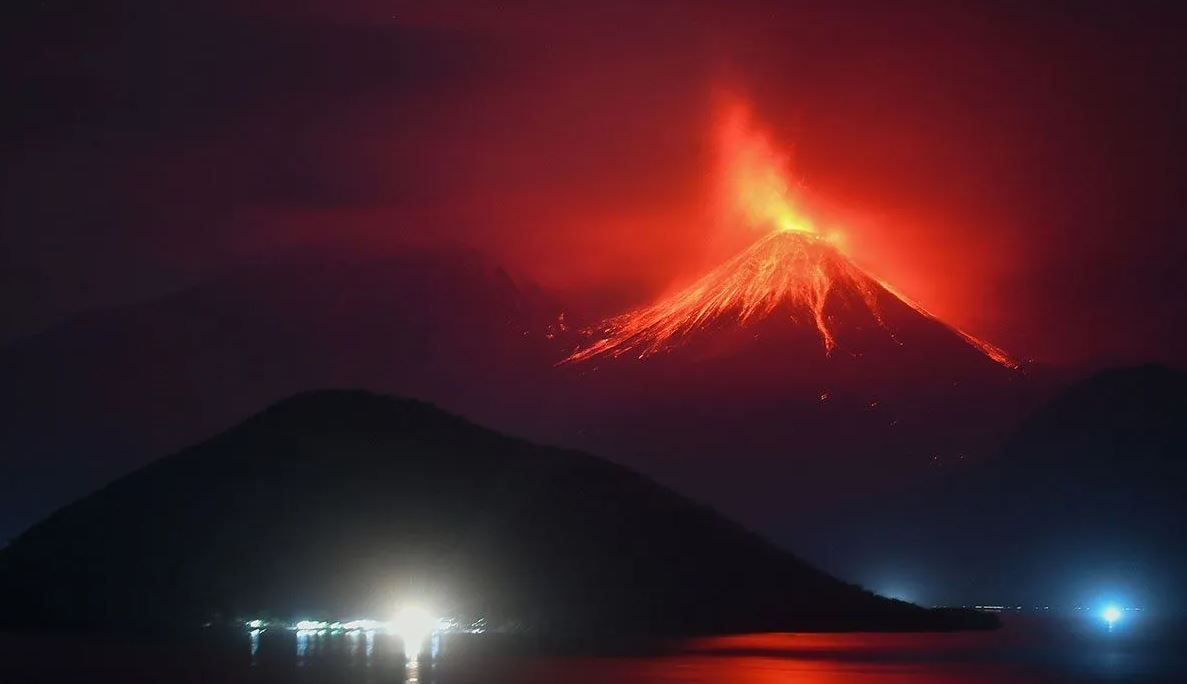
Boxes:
[0,390,994,635]
[827,363,1187,609]
[0,246,576,545]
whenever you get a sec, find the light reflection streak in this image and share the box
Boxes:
[248,628,261,666]
[295,629,311,667]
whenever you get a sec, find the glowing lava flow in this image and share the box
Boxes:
[565,230,880,362]
[563,230,1019,368]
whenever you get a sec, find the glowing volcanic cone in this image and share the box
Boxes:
[565,101,1016,370]
[564,230,1016,368]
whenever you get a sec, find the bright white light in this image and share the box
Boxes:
[1102,605,1122,624]
[295,620,327,631]
[393,606,437,659]
[246,619,264,629]
[343,619,384,631]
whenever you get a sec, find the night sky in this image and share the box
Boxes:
[5,0,1186,366]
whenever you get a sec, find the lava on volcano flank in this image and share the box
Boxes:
[563,229,1017,369]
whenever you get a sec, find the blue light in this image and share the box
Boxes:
[1101,605,1122,625]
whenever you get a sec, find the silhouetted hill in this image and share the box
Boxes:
[1001,363,1187,468]
[0,247,575,545]
[968,364,1187,604]
[835,364,1187,608]
[0,391,993,635]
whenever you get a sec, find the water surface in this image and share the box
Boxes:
[3,616,1183,682]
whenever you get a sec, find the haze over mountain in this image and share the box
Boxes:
[0,236,1050,564]
[0,390,992,635]
[0,76,1063,566]
[0,246,574,544]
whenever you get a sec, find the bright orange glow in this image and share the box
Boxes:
[565,229,1016,368]
[564,231,880,361]
[718,102,815,236]
[564,102,1018,369]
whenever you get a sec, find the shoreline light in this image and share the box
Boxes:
[393,605,438,660]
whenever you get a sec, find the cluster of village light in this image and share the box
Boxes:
[245,607,487,659]
[954,602,1138,633]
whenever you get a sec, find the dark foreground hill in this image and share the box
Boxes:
[0,390,992,636]
[0,247,574,547]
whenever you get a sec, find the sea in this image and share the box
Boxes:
[3,614,1184,682]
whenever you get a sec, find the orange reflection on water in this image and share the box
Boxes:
[477,632,1043,684]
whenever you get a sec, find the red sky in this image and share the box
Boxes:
[4,0,1186,366]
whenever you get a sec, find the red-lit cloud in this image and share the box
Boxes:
[4,1,1186,365]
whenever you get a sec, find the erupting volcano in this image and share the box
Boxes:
[564,229,1017,368]
[565,102,1016,370]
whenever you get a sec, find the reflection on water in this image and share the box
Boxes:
[239,627,445,681]
[473,622,1185,684]
[249,628,261,666]
[2,616,1185,682]
[294,629,308,666]
[405,659,422,684]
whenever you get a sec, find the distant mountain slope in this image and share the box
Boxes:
[971,364,1187,571]
[0,247,574,545]
[0,390,992,635]
[836,364,1187,608]
[1001,363,1187,467]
